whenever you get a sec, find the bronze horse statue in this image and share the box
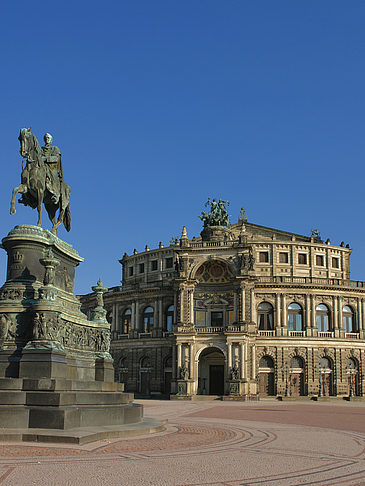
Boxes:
[10,128,71,235]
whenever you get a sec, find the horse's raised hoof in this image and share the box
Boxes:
[10,207,16,215]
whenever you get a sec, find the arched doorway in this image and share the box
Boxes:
[198,347,225,395]
[346,358,359,397]
[258,356,275,396]
[319,357,333,396]
[289,356,305,397]
[140,356,152,395]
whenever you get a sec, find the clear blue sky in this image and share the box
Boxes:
[1,1,364,293]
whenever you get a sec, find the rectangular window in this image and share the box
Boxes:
[165,257,173,268]
[298,253,307,265]
[128,267,134,277]
[211,311,224,327]
[151,260,158,271]
[332,257,340,268]
[259,251,269,263]
[139,263,145,273]
[316,255,324,266]
[279,252,289,263]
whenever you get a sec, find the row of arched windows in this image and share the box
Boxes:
[258,302,357,333]
[119,305,174,333]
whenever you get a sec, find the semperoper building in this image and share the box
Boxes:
[81,202,365,400]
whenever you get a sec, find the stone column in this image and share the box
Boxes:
[304,294,310,335]
[177,343,182,369]
[159,299,163,329]
[172,344,177,380]
[112,303,117,332]
[135,301,140,332]
[244,341,248,379]
[338,296,344,337]
[240,342,245,379]
[311,295,316,331]
[241,286,245,321]
[275,293,281,334]
[234,292,238,322]
[189,344,194,379]
[281,294,287,336]
[251,344,256,380]
[333,296,338,329]
[173,293,177,324]
[251,288,256,324]
[115,303,120,332]
[357,298,363,337]
[362,298,365,333]
[228,342,232,370]
[131,302,136,330]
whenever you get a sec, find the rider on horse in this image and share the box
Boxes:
[41,133,64,205]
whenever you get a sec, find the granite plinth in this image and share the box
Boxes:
[0,226,147,442]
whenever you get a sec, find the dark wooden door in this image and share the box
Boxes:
[323,374,332,396]
[164,371,172,395]
[209,365,224,395]
[290,373,304,397]
[259,372,275,396]
[140,371,150,395]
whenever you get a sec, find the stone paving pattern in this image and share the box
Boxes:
[0,400,365,485]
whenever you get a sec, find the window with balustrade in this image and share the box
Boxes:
[121,308,131,334]
[142,306,154,332]
[288,303,303,331]
[165,304,174,332]
[343,305,356,333]
[316,304,331,332]
[258,302,274,330]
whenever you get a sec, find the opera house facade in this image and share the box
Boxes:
[81,204,365,400]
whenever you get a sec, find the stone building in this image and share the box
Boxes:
[81,204,365,400]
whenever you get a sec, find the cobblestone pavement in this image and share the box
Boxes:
[0,400,365,485]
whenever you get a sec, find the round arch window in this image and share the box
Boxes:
[288,303,303,331]
[316,304,330,332]
[258,302,274,330]
[343,306,356,333]
[143,306,154,332]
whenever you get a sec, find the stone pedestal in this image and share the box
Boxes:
[0,225,156,443]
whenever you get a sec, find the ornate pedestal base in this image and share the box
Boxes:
[0,226,160,442]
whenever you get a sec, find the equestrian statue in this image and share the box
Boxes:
[10,127,71,236]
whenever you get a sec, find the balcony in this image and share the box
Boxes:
[345,332,359,339]
[318,331,333,338]
[289,331,305,337]
[195,326,224,334]
[258,330,275,337]
[256,276,365,289]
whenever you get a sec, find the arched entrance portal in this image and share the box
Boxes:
[198,347,225,395]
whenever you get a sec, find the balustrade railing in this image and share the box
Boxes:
[345,332,359,339]
[289,331,305,337]
[258,330,275,337]
[318,331,333,338]
[256,276,365,288]
[195,326,224,333]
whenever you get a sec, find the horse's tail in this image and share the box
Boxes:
[64,202,71,232]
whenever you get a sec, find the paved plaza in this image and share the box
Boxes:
[0,400,364,485]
